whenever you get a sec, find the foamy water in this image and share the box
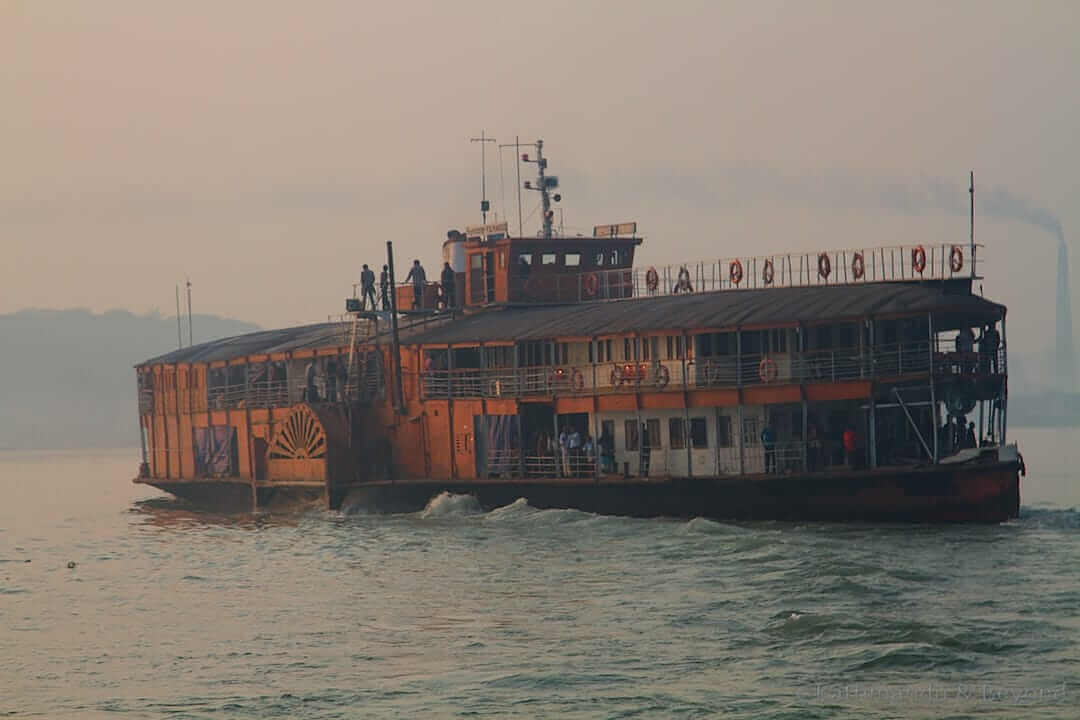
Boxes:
[1,428,1078,718]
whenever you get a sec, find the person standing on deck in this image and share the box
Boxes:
[761,423,776,474]
[440,262,456,310]
[582,434,595,475]
[842,426,857,469]
[599,429,615,474]
[405,260,426,309]
[978,323,1001,374]
[558,426,570,477]
[359,264,377,311]
[568,426,582,476]
[379,264,391,311]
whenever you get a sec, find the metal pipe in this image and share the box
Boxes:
[386,241,405,413]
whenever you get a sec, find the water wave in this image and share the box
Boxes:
[419,491,483,518]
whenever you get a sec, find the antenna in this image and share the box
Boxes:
[175,285,182,350]
[470,131,496,226]
[499,136,525,238]
[186,277,193,346]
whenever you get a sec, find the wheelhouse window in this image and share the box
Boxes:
[541,253,558,266]
[565,252,581,267]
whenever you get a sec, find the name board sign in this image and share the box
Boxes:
[593,222,638,238]
[466,221,509,241]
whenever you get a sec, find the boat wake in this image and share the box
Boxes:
[419,491,484,518]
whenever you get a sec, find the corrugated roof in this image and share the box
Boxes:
[404,280,1003,345]
[139,281,1003,366]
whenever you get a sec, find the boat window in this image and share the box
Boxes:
[470,254,483,269]
[690,418,708,448]
[742,417,760,447]
[541,253,558,265]
[669,418,686,450]
[593,250,606,266]
[564,252,581,267]
[624,420,639,451]
[717,416,733,447]
[646,419,661,448]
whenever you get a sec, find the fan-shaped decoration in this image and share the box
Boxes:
[269,405,327,460]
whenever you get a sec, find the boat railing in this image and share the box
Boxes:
[504,243,982,306]
[416,342,951,399]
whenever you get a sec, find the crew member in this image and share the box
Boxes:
[440,262,456,310]
[761,423,776,473]
[405,260,426,309]
[842,425,857,469]
[359,264,376,311]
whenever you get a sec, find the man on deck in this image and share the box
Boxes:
[440,262,456,310]
[359,264,376,311]
[405,260,426,309]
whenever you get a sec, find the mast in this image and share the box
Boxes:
[186,278,193,346]
[470,131,496,226]
[175,285,182,350]
[522,139,560,240]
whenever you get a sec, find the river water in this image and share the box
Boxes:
[2,427,1077,719]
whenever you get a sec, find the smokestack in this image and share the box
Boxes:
[1056,234,1075,392]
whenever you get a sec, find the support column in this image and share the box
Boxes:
[928,312,938,463]
[1001,313,1008,444]
[736,329,744,475]
[869,394,877,468]
[682,331,692,477]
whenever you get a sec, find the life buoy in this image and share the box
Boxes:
[584,272,599,298]
[950,245,963,273]
[817,253,831,280]
[729,259,744,286]
[654,364,670,388]
[759,356,778,383]
[645,267,660,293]
[851,252,865,280]
[912,245,927,274]
[762,259,774,285]
[571,368,585,393]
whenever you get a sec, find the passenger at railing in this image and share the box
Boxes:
[568,426,582,476]
[582,434,595,475]
[440,262,455,310]
[379,265,391,311]
[359,264,377,311]
[558,426,570,477]
[761,423,776,474]
[406,259,426,309]
[977,323,1000,374]
[673,266,693,294]
[842,425,857,469]
[518,254,531,279]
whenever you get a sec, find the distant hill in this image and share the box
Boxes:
[0,309,259,450]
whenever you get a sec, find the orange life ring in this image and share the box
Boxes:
[950,245,963,273]
[762,259,774,285]
[729,259,744,286]
[759,356,778,383]
[645,267,660,292]
[584,272,599,297]
[851,252,865,280]
[912,245,927,274]
[817,252,831,280]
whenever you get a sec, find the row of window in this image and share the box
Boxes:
[514,248,633,270]
[601,417,730,451]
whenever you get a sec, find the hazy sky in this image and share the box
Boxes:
[3,1,1078,354]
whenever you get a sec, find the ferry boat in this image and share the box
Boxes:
[134,141,1021,522]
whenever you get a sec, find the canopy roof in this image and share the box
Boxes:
[140,279,1003,366]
